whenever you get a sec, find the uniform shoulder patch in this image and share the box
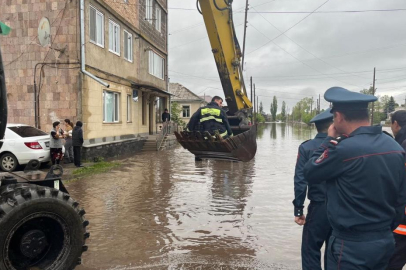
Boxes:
[315,149,329,163]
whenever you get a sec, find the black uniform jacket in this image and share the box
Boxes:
[72,126,84,146]
[293,133,327,216]
[187,102,233,136]
[304,126,406,241]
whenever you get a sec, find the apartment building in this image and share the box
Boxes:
[1,0,169,159]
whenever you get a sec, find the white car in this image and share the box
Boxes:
[0,124,51,171]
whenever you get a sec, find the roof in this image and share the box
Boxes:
[169,83,205,102]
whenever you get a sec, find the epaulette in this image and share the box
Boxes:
[382,131,394,138]
[300,139,311,146]
[329,134,349,146]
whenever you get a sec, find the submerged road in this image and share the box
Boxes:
[71,123,318,269]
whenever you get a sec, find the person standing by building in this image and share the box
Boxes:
[50,121,64,165]
[64,119,74,163]
[72,121,84,168]
[162,108,170,122]
[293,109,333,270]
[187,96,233,139]
[304,87,406,270]
[387,110,406,270]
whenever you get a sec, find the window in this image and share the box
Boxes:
[124,30,133,62]
[146,0,153,24]
[103,91,120,123]
[155,6,161,32]
[8,126,47,137]
[109,20,120,55]
[148,51,164,79]
[182,105,190,118]
[127,95,132,122]
[89,6,104,47]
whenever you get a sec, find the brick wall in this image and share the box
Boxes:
[139,0,167,52]
[104,0,139,29]
[1,0,80,132]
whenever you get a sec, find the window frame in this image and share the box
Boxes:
[146,0,153,24]
[123,30,133,62]
[89,5,105,48]
[155,6,161,32]
[103,90,120,123]
[148,50,165,80]
[182,105,191,118]
[127,94,132,122]
[109,19,120,55]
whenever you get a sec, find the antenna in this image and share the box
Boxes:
[38,17,51,47]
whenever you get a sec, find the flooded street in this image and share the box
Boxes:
[71,123,317,269]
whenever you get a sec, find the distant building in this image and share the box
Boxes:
[199,95,212,104]
[2,0,169,159]
[169,83,206,123]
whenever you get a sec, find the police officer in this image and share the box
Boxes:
[387,110,406,270]
[187,96,233,139]
[304,87,406,270]
[293,109,333,270]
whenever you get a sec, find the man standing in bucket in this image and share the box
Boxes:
[293,109,333,270]
[187,96,233,139]
[304,87,406,269]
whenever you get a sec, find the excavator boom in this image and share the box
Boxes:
[198,0,252,115]
[175,1,257,162]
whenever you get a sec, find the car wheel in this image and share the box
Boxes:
[0,153,19,172]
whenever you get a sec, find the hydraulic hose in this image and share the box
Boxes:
[213,0,229,11]
[197,0,202,14]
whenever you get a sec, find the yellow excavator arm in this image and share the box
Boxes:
[198,0,252,115]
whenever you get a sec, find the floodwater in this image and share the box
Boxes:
[70,123,318,270]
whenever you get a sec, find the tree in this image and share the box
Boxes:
[281,101,286,122]
[254,113,265,123]
[292,97,313,124]
[259,101,265,116]
[388,96,396,113]
[380,95,390,114]
[170,102,186,128]
[270,96,278,122]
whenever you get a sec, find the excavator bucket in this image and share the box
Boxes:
[175,125,257,162]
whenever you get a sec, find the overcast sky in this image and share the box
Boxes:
[168,0,406,113]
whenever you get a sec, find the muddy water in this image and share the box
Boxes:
[71,123,317,270]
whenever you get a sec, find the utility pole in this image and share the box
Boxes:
[250,76,253,101]
[257,96,259,121]
[250,76,253,124]
[253,83,256,124]
[318,94,321,113]
[371,67,376,126]
[241,0,249,71]
[404,95,406,109]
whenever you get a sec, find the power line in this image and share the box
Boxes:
[168,7,406,13]
[247,0,331,55]
[250,6,370,82]
[247,22,364,88]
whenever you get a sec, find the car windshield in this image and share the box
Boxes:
[8,126,48,137]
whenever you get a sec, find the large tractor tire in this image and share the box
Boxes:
[0,183,89,270]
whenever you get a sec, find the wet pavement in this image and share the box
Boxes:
[70,123,318,270]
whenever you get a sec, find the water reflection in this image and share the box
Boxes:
[270,123,277,139]
[257,124,266,139]
[71,123,317,270]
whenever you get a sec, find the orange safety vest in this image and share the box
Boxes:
[394,224,406,235]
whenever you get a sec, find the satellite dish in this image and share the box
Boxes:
[38,17,51,47]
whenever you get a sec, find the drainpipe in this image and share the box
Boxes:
[80,0,109,88]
